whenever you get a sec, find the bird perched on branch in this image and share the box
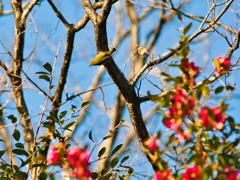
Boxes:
[89,48,116,66]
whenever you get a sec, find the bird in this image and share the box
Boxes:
[89,48,116,66]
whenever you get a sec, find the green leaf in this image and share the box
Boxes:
[81,101,90,108]
[0,150,5,158]
[13,165,19,173]
[215,86,224,94]
[7,115,17,123]
[32,163,47,168]
[169,64,181,67]
[12,149,29,157]
[160,72,170,77]
[17,107,24,115]
[88,130,94,142]
[226,85,234,91]
[15,142,24,149]
[101,168,107,176]
[105,174,113,179]
[91,172,98,179]
[110,157,119,168]
[71,104,77,111]
[42,122,51,128]
[20,158,31,167]
[128,167,134,174]
[43,63,52,73]
[63,122,75,130]
[227,116,235,130]
[103,135,112,140]
[212,59,220,72]
[39,75,50,82]
[111,144,123,156]
[183,23,192,34]
[119,175,125,180]
[40,172,48,180]
[13,129,20,141]
[98,147,106,158]
[49,85,55,90]
[120,119,126,124]
[120,156,129,164]
[35,71,50,75]
[59,110,67,119]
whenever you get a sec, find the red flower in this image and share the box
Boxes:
[214,56,231,74]
[224,167,240,180]
[183,166,202,180]
[47,146,60,165]
[199,106,226,130]
[143,137,159,152]
[154,169,172,180]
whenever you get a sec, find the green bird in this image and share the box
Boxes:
[89,48,116,66]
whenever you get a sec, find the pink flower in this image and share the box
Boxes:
[154,169,172,180]
[181,61,200,78]
[199,106,226,130]
[67,147,91,179]
[143,137,159,152]
[224,167,240,180]
[181,61,200,86]
[164,118,181,130]
[176,130,190,142]
[67,147,90,169]
[164,87,195,130]
[214,56,231,74]
[183,166,202,180]
[47,146,60,165]
[172,87,195,117]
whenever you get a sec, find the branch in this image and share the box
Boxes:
[47,0,71,28]
[82,0,98,25]
[21,0,40,24]
[65,66,106,138]
[51,30,75,114]
[0,2,29,16]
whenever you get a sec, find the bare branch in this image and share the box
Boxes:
[47,0,71,28]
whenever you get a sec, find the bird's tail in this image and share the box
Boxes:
[107,48,117,55]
